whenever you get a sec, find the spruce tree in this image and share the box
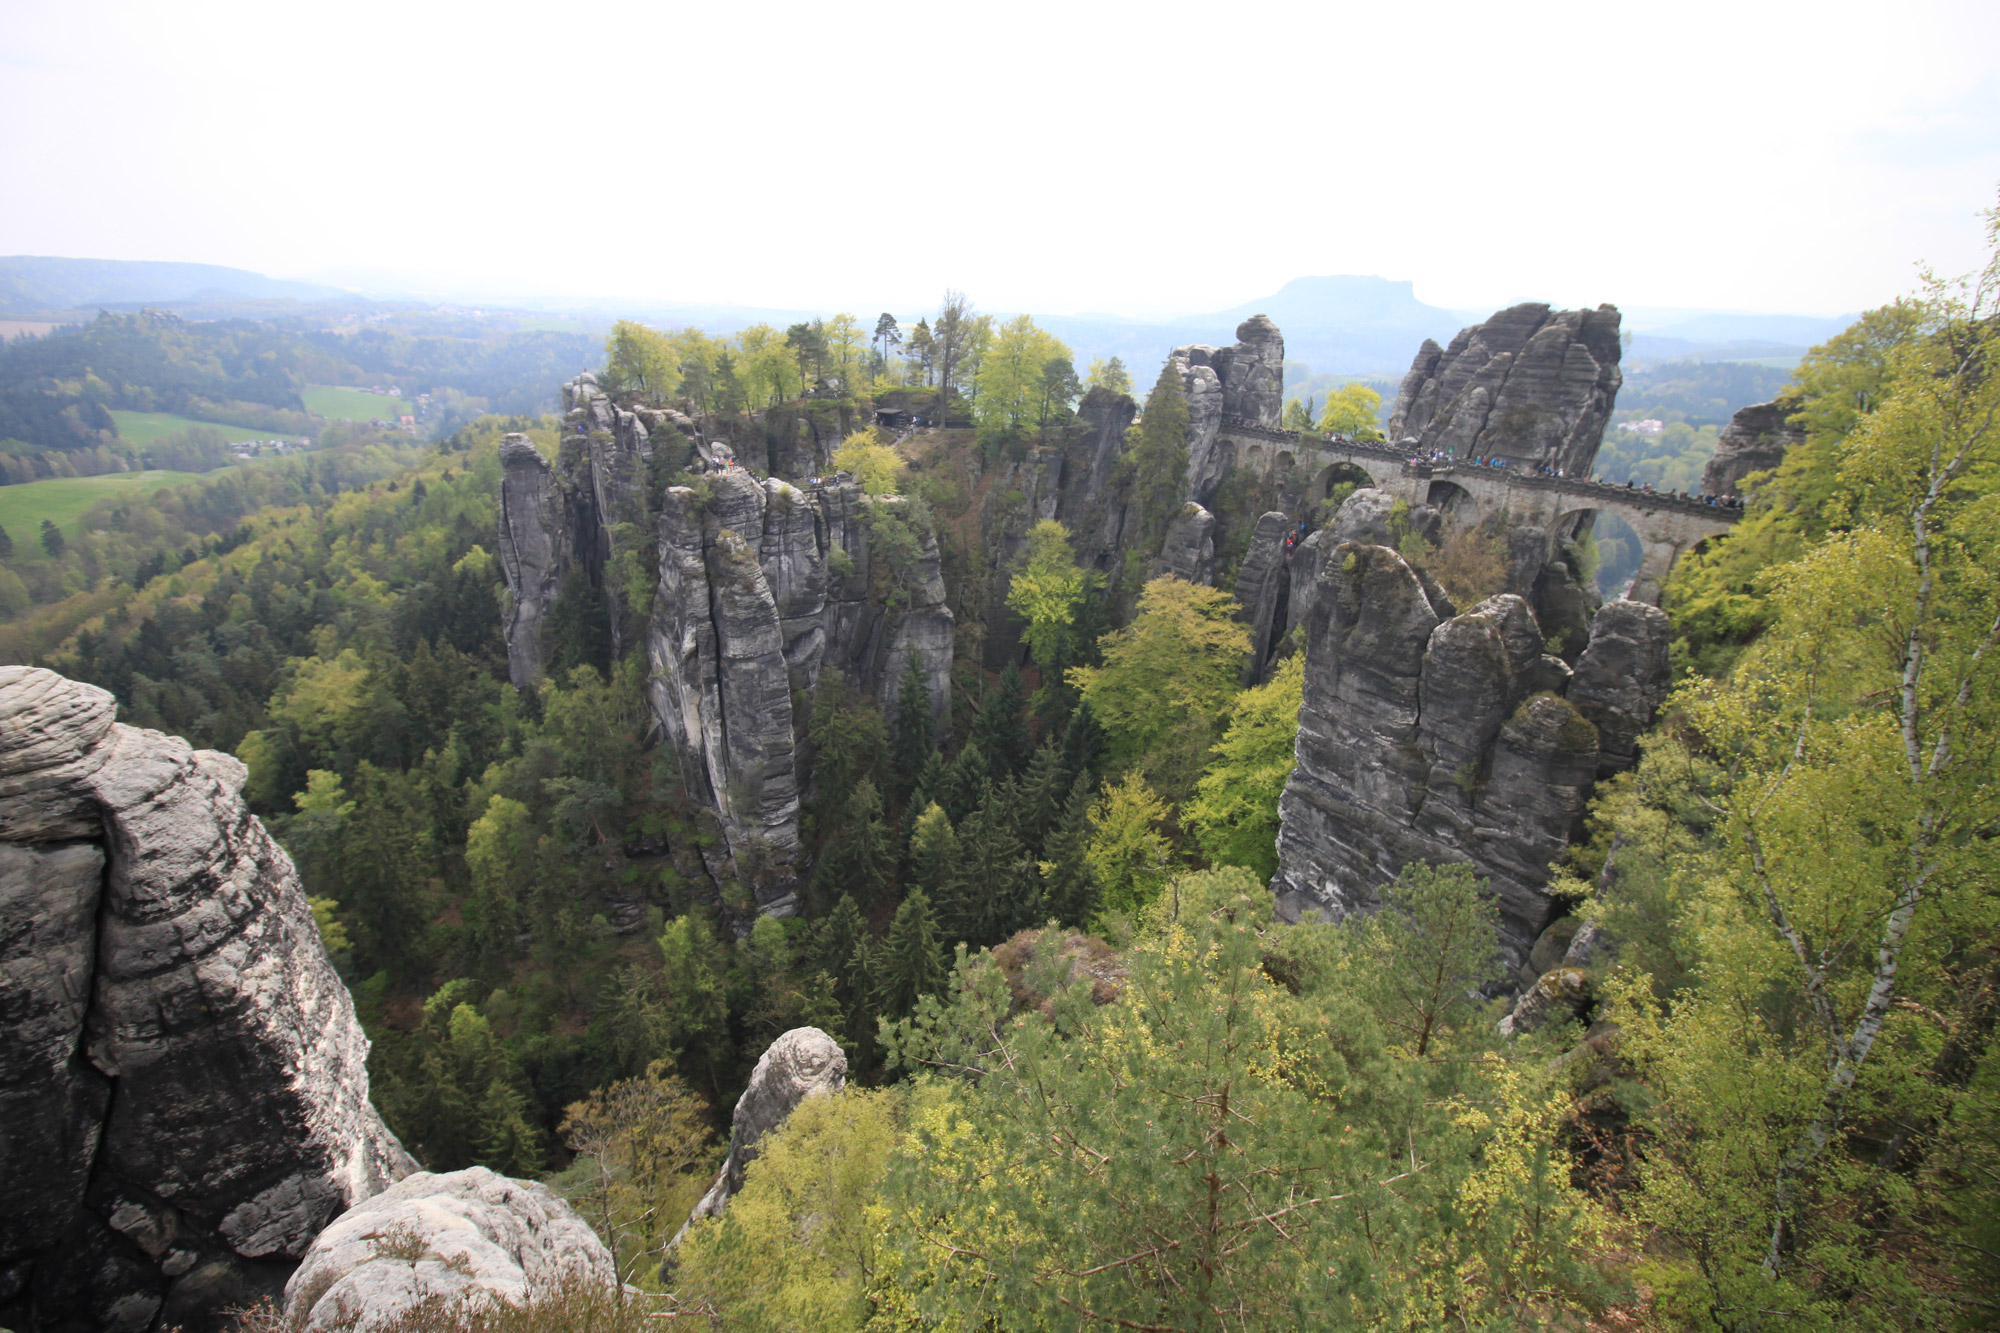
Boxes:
[1131,361,1190,550]
[877,889,947,1018]
[38,519,63,558]
[810,779,890,911]
[1059,703,1105,782]
[889,654,935,807]
[0,523,12,558]
[939,741,989,823]
[973,663,1032,778]
[905,802,961,898]
[938,790,1035,947]
[477,1076,544,1176]
[1014,741,1069,857]
[1038,774,1100,928]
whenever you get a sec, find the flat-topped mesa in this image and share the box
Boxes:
[1387,303,1622,477]
[1703,398,1803,497]
[1173,315,1285,503]
[1270,541,1670,969]
[0,666,413,1333]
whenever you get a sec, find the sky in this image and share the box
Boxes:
[3,0,1997,321]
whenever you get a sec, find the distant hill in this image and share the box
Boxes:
[0,256,351,314]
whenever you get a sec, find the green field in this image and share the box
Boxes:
[0,469,212,553]
[110,410,278,447]
[304,385,407,422]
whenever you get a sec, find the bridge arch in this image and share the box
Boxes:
[1424,478,1475,522]
[1311,460,1374,504]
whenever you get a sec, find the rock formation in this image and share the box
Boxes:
[282,1168,618,1332]
[1269,544,1670,964]
[500,382,955,912]
[1386,303,1622,476]
[0,666,412,1333]
[647,475,953,913]
[1232,512,1296,682]
[1172,316,1284,503]
[1703,398,1803,497]
[679,1027,846,1236]
[1155,502,1217,585]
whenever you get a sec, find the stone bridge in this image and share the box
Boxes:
[1218,418,1740,601]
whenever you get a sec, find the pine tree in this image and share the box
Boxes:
[877,889,947,1018]
[889,653,935,807]
[973,663,1032,778]
[38,519,63,558]
[909,750,948,820]
[0,523,12,558]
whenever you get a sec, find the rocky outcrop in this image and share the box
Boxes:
[646,476,952,912]
[1270,548,1670,963]
[1155,503,1217,585]
[1703,398,1802,497]
[1172,315,1284,503]
[1387,304,1622,476]
[1169,348,1228,504]
[0,667,412,1333]
[1233,512,1295,682]
[681,1028,846,1234]
[282,1168,617,1332]
[496,436,569,690]
[1066,388,1138,570]
[1212,315,1285,427]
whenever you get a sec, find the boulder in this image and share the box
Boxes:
[1703,398,1803,497]
[1328,487,1401,546]
[1387,303,1622,476]
[681,1028,846,1232]
[0,667,412,1333]
[282,1169,616,1333]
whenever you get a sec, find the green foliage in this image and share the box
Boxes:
[833,429,904,495]
[674,1088,903,1328]
[877,866,1609,1331]
[1003,518,1087,673]
[1084,771,1174,922]
[876,889,948,1019]
[1067,576,1251,800]
[1186,654,1304,879]
[973,314,1072,443]
[556,1060,715,1286]
[1084,355,1132,397]
[1317,381,1384,439]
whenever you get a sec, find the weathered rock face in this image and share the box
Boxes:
[1703,398,1802,497]
[1212,315,1285,427]
[682,1027,846,1232]
[1067,388,1139,570]
[282,1168,617,1332]
[646,476,952,912]
[1169,348,1228,504]
[1270,547,1670,963]
[1232,512,1296,682]
[496,436,569,691]
[1155,502,1217,585]
[0,667,412,1333]
[1386,303,1622,476]
[1173,315,1283,504]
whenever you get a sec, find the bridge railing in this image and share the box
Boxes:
[1216,416,1741,523]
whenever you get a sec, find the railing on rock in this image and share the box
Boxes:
[1216,416,1741,523]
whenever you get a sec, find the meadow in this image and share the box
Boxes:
[0,468,210,550]
[303,384,407,421]
[109,410,278,447]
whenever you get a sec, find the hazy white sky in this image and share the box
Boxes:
[4,0,1997,319]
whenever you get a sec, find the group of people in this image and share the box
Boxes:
[1281,516,1312,554]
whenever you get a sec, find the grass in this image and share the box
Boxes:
[109,410,279,448]
[305,384,408,422]
[0,469,211,549]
